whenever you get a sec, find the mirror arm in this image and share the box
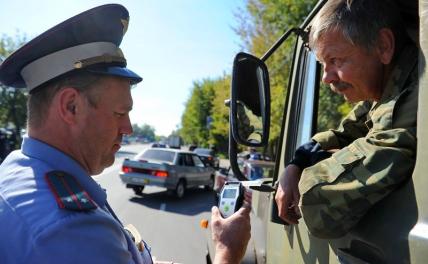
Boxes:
[229,122,248,181]
[227,98,248,181]
[260,28,304,62]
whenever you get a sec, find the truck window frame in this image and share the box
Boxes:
[272,35,321,184]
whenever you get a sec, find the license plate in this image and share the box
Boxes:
[132,178,149,184]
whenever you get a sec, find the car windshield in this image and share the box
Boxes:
[137,149,176,163]
[194,148,213,156]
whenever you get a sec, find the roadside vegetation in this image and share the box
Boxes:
[0,33,28,150]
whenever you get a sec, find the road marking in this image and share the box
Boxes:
[160,203,166,211]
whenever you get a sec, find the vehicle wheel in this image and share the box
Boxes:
[132,186,145,196]
[175,180,186,198]
[205,175,215,191]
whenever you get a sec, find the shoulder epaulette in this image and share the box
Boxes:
[45,170,97,211]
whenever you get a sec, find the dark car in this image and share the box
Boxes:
[193,148,220,169]
[0,128,15,162]
[151,142,167,148]
[188,144,198,151]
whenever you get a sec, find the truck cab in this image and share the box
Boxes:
[207,0,427,263]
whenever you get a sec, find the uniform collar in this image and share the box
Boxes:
[21,136,107,206]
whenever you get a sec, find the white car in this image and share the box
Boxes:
[120,148,215,198]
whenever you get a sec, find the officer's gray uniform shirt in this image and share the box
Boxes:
[0,136,151,263]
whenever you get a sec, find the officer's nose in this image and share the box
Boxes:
[120,114,133,136]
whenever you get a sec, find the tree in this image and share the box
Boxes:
[317,84,351,132]
[132,123,156,142]
[180,79,215,146]
[208,75,231,155]
[0,32,28,149]
[179,75,231,155]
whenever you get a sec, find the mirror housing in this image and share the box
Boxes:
[231,52,270,147]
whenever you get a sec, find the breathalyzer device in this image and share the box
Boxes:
[218,181,245,218]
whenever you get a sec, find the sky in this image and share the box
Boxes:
[0,0,246,136]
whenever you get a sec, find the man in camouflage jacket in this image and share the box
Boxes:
[275,0,418,238]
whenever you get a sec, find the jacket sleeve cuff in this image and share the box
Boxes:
[289,140,332,170]
[312,130,340,150]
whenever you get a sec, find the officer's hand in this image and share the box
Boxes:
[275,164,302,224]
[211,192,251,264]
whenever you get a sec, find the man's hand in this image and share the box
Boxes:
[275,164,302,224]
[211,191,252,264]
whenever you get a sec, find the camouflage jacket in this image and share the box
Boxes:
[298,43,419,238]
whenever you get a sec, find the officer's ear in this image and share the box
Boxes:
[376,28,395,65]
[57,87,81,124]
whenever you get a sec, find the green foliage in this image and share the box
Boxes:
[179,75,231,155]
[0,33,28,149]
[338,101,353,117]
[317,84,351,132]
[154,135,164,142]
[180,79,216,146]
[208,75,231,154]
[235,0,316,56]
[132,123,156,142]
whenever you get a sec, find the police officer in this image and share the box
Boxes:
[275,0,418,238]
[0,4,250,263]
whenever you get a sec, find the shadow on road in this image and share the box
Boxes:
[129,188,216,216]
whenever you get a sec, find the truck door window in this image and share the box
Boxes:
[316,79,350,133]
[296,50,318,146]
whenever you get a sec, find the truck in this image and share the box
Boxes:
[166,135,182,149]
[205,0,427,263]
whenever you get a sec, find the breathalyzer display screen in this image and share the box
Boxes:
[223,189,237,198]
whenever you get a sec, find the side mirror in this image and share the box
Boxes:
[231,52,270,147]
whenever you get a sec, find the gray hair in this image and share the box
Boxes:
[27,71,103,129]
[309,0,407,52]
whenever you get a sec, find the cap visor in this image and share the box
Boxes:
[87,66,142,84]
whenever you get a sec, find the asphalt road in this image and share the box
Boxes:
[94,143,214,264]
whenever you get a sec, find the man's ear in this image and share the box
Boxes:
[57,88,81,124]
[376,28,395,65]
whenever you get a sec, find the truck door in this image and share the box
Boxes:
[265,31,331,264]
